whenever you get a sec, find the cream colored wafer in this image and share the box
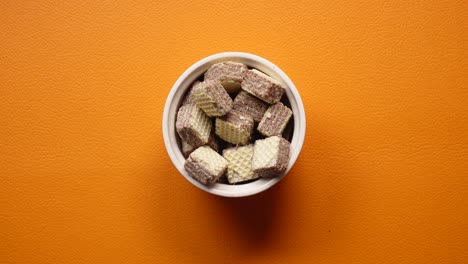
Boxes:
[176,104,211,148]
[185,146,228,185]
[252,136,290,178]
[215,110,254,145]
[181,132,220,158]
[223,145,258,184]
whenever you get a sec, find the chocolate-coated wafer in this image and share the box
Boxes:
[181,132,220,158]
[258,102,292,137]
[232,91,269,122]
[215,110,254,145]
[241,69,285,104]
[181,81,202,106]
[185,146,228,185]
[194,80,233,116]
[252,136,290,178]
[205,61,248,93]
[176,103,211,148]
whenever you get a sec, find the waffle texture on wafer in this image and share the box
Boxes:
[194,80,233,116]
[204,62,248,93]
[258,102,292,137]
[176,104,211,148]
[223,145,258,184]
[241,69,285,104]
[232,91,269,122]
[252,136,290,178]
[185,146,228,185]
[215,110,254,145]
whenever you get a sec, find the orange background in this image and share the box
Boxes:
[1,1,467,263]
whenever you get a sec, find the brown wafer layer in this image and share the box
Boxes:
[258,102,292,137]
[184,146,228,185]
[232,91,269,122]
[181,132,219,158]
[241,69,285,104]
[176,104,211,148]
[181,81,202,106]
[205,62,248,93]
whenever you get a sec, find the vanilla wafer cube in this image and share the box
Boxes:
[223,145,258,184]
[181,81,202,106]
[185,146,228,185]
[241,69,285,104]
[194,80,233,117]
[181,132,220,158]
[258,102,292,137]
[215,110,254,145]
[232,91,269,122]
[252,136,290,178]
[205,61,248,93]
[176,104,211,148]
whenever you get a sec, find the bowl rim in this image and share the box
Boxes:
[162,52,306,197]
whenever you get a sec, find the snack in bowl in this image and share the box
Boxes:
[258,102,293,137]
[176,103,211,148]
[181,81,201,106]
[222,144,258,184]
[163,52,306,196]
[184,146,228,185]
[194,80,233,117]
[232,90,269,122]
[204,61,248,93]
[215,110,254,145]
[241,69,285,104]
[175,61,292,185]
[181,131,219,158]
[252,136,290,178]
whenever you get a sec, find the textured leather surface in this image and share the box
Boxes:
[1,1,467,263]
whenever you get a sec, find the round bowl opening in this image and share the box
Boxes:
[163,52,306,197]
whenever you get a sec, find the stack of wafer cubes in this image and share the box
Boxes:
[176,61,293,185]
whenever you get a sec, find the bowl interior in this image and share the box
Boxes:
[163,52,305,197]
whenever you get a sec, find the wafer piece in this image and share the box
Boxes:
[194,80,233,116]
[252,136,290,178]
[181,132,220,158]
[215,110,254,145]
[176,104,211,148]
[241,69,285,104]
[258,102,292,137]
[232,91,269,122]
[185,146,228,185]
[205,61,248,93]
[223,145,258,184]
[181,81,202,106]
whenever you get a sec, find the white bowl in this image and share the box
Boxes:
[162,52,306,197]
